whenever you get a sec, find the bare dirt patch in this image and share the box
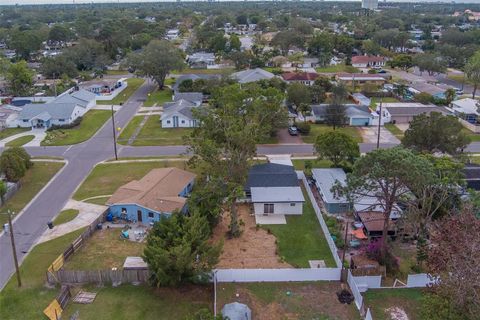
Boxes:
[212,204,292,268]
[217,282,359,320]
[386,307,410,320]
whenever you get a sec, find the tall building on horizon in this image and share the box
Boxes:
[362,0,379,11]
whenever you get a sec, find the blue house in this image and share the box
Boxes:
[107,168,196,224]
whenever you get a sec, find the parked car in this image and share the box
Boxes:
[288,126,298,136]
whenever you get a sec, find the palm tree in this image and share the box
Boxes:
[297,103,312,122]
[444,88,456,105]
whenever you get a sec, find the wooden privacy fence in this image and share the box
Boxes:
[43,285,71,320]
[46,210,108,284]
[47,269,150,285]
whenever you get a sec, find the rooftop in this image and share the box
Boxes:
[107,168,196,213]
[281,72,319,81]
[351,55,386,64]
[251,186,305,203]
[232,68,275,83]
[245,163,299,191]
[312,168,347,204]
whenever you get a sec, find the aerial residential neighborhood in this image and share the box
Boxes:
[0,1,479,320]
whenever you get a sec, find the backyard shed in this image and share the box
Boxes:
[221,302,252,320]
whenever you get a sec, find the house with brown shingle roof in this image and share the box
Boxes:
[107,168,196,224]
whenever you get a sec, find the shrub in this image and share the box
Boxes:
[0,147,33,182]
[296,122,311,135]
[366,238,399,275]
[415,92,434,104]
[47,116,83,131]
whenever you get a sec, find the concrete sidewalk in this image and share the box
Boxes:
[37,199,107,244]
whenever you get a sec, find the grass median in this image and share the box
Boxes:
[5,135,35,147]
[117,116,143,145]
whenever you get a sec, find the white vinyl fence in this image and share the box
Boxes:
[352,275,382,292]
[298,171,343,268]
[406,273,437,288]
[347,270,364,310]
[215,268,341,282]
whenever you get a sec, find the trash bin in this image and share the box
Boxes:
[96,223,103,230]
[47,221,54,229]
[3,223,9,233]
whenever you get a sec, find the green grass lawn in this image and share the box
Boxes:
[64,228,145,270]
[132,116,191,146]
[52,209,79,226]
[301,124,363,144]
[363,288,424,320]
[315,64,359,73]
[41,110,111,146]
[105,70,130,76]
[61,284,212,320]
[462,127,480,142]
[117,116,143,145]
[262,187,336,268]
[73,161,191,203]
[0,161,65,226]
[5,135,35,147]
[97,78,145,105]
[385,123,405,140]
[218,282,359,319]
[144,88,172,107]
[0,128,30,140]
[0,228,85,320]
[447,74,473,85]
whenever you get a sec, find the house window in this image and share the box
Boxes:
[290,203,296,207]
[264,203,274,214]
[59,119,65,122]
[121,207,127,213]
[167,120,171,124]
[148,212,154,218]
[23,119,28,122]
[181,120,185,124]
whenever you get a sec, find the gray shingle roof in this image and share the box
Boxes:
[161,99,199,120]
[232,68,275,83]
[173,92,203,104]
[245,163,299,191]
[54,89,95,108]
[385,106,450,116]
[19,103,78,120]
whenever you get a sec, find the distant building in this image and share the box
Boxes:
[351,56,386,69]
[231,68,275,84]
[281,72,319,86]
[186,52,216,69]
[311,104,374,126]
[166,29,180,40]
[336,73,386,86]
[382,103,451,124]
[362,0,378,10]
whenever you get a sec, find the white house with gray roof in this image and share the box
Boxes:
[231,68,275,84]
[245,162,305,224]
[15,103,84,128]
[161,99,200,128]
[54,89,96,115]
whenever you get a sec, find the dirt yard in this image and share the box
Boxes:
[212,204,292,268]
[217,282,359,320]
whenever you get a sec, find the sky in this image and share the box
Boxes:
[0,0,479,4]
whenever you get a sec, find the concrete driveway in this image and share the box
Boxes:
[276,128,302,144]
[37,199,107,244]
[0,128,46,147]
[359,126,400,144]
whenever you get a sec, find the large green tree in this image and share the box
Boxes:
[308,33,334,67]
[6,61,34,96]
[0,147,33,182]
[126,40,184,89]
[186,84,287,236]
[465,50,480,99]
[143,211,222,287]
[402,112,470,155]
[40,56,78,79]
[286,83,311,109]
[314,131,359,167]
[333,147,436,246]
[271,30,304,56]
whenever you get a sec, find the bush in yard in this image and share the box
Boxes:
[365,238,399,275]
[0,147,33,182]
[415,92,434,104]
[296,122,311,135]
[143,210,222,287]
[47,116,82,131]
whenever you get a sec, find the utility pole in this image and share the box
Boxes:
[111,105,118,161]
[376,97,383,150]
[6,210,21,287]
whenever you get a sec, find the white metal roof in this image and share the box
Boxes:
[312,168,348,204]
[251,186,305,203]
